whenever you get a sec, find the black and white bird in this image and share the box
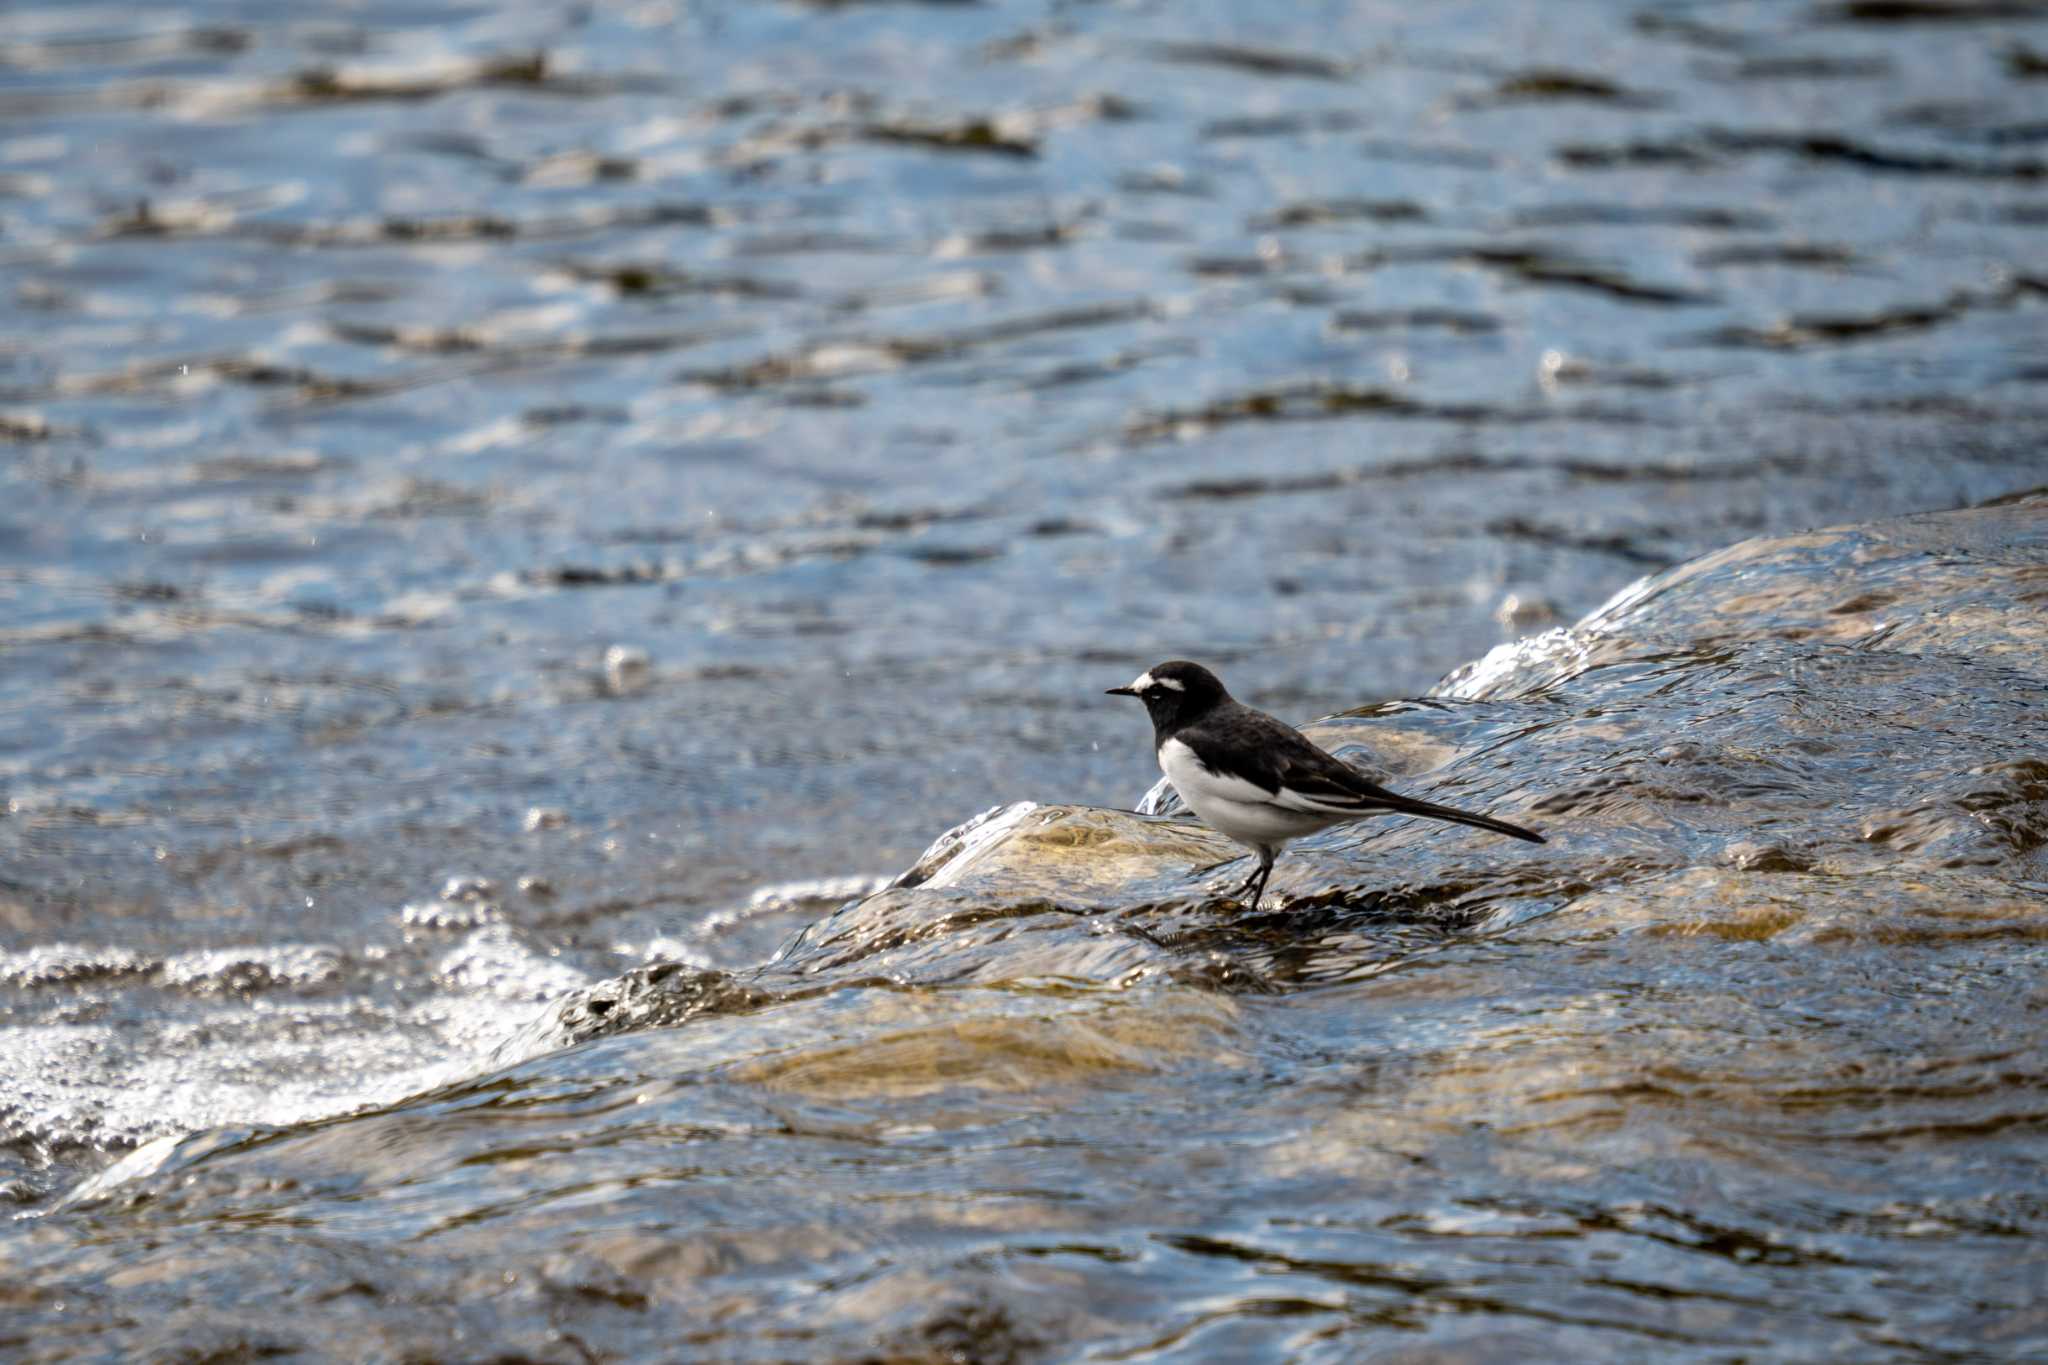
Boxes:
[1108,660,1544,911]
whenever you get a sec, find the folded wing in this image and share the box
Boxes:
[1267,733,1547,845]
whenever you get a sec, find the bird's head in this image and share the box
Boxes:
[1106,659,1229,731]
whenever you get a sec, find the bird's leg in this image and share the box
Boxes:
[1234,845,1277,910]
[1230,856,1263,897]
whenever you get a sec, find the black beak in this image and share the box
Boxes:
[1105,686,1137,696]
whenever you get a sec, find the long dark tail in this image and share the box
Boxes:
[1378,792,1545,844]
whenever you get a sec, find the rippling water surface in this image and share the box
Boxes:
[3,0,2047,1358]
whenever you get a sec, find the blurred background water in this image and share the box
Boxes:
[2,0,2046,1359]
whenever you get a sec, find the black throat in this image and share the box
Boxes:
[1141,683,1227,748]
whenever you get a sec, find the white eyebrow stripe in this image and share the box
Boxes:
[1155,675,1185,691]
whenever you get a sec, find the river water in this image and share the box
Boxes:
[3,0,2046,1359]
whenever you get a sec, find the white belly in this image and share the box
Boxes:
[1158,737,1349,849]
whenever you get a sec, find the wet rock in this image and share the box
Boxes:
[1444,495,2048,693]
[0,944,155,988]
[1492,592,1562,630]
[602,644,652,695]
[157,944,343,996]
[401,874,504,930]
[496,960,774,1055]
[25,495,2048,1363]
[522,806,568,833]
[439,875,497,902]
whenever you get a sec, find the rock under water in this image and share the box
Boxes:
[11,497,2041,1360]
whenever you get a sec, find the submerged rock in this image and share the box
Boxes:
[494,493,2048,1050]
[23,495,2048,1362]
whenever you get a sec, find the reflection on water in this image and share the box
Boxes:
[3,0,2047,1357]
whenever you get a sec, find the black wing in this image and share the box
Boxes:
[1185,704,1546,844]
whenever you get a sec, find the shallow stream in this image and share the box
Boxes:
[3,1,2046,1358]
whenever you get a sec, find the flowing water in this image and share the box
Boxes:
[2,0,2047,1359]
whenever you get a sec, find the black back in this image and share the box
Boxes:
[1116,659,1547,844]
